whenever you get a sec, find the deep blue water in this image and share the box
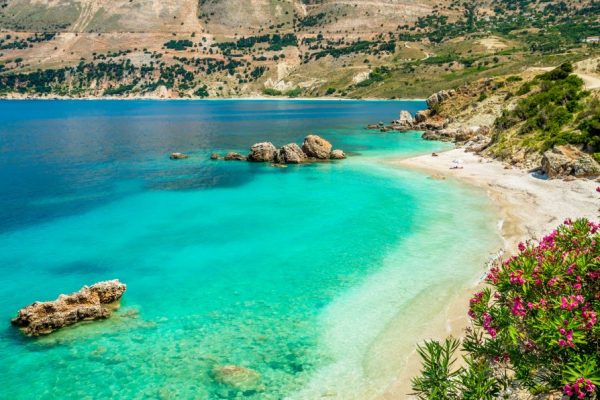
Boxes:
[0,100,501,399]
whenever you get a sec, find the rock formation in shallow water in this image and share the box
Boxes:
[393,110,415,131]
[170,152,188,160]
[11,280,127,336]
[330,149,346,159]
[224,152,246,161]
[302,134,333,159]
[247,142,277,162]
[275,143,307,164]
[216,135,345,166]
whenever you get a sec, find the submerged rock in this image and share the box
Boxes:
[224,152,246,161]
[11,280,127,336]
[275,143,307,164]
[212,365,262,392]
[247,142,277,162]
[330,149,346,160]
[302,135,332,159]
[169,152,188,160]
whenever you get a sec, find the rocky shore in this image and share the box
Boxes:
[11,280,127,336]
[369,80,600,180]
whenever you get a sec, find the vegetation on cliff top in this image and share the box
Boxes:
[492,63,600,161]
[413,217,600,399]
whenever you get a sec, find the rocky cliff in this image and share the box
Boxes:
[411,62,600,179]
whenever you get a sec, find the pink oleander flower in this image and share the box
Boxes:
[582,309,597,329]
[509,269,526,285]
[564,378,596,399]
[511,297,526,316]
[560,295,583,311]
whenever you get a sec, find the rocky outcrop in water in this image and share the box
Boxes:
[392,110,415,131]
[247,142,277,162]
[330,149,346,159]
[275,143,307,164]
[302,135,333,159]
[11,280,127,336]
[541,145,600,179]
[224,152,246,161]
[170,152,188,160]
[215,135,345,166]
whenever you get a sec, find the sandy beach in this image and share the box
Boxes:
[376,148,600,399]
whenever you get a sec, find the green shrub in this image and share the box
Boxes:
[507,75,523,83]
[285,87,302,98]
[262,88,282,96]
[414,218,600,399]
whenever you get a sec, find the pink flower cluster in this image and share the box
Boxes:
[482,312,497,338]
[511,296,526,316]
[509,269,526,285]
[557,322,574,348]
[564,377,596,399]
[582,308,597,329]
[561,294,585,311]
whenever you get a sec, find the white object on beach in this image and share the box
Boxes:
[452,159,464,164]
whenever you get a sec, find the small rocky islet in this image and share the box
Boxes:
[172,134,346,166]
[11,280,127,336]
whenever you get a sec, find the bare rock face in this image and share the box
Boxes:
[247,142,277,162]
[415,109,431,123]
[210,153,220,160]
[464,135,492,153]
[224,152,246,161]
[393,110,414,131]
[426,89,455,108]
[541,145,600,179]
[330,149,346,159]
[11,280,127,336]
[455,126,489,142]
[422,128,458,142]
[212,365,263,392]
[275,143,307,164]
[302,135,332,159]
[170,152,188,160]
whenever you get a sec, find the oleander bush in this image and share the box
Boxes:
[413,217,600,399]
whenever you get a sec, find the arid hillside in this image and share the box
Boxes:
[0,0,598,99]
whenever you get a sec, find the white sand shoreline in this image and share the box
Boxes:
[375,147,599,399]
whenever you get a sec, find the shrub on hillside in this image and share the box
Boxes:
[413,218,600,399]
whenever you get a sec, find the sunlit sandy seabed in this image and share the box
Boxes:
[0,100,501,399]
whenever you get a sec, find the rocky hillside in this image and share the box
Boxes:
[0,0,598,98]
[409,61,600,179]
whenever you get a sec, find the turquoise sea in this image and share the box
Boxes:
[0,100,501,399]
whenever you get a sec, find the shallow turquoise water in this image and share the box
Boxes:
[0,100,501,399]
